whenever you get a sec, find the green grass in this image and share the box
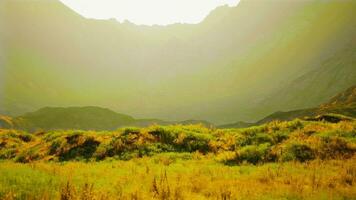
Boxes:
[0,119,355,199]
[0,157,355,200]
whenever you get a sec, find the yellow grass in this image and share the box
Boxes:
[0,156,355,200]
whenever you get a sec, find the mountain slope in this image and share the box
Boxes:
[257,85,356,124]
[1,0,355,123]
[257,47,356,117]
[13,106,135,131]
[2,85,355,130]
[0,106,214,131]
[320,85,356,109]
[217,121,254,129]
[218,85,356,128]
[0,116,13,129]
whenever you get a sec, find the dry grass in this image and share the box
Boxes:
[0,119,355,199]
[0,156,355,200]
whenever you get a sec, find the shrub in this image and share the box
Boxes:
[174,133,211,153]
[0,121,355,164]
[270,131,289,144]
[281,142,314,162]
[14,148,40,163]
[253,133,273,145]
[93,142,109,160]
[49,138,65,155]
[0,148,17,159]
[215,151,237,165]
[320,137,355,159]
[235,134,252,147]
[59,137,100,161]
[236,143,271,164]
[17,133,33,142]
[122,127,140,136]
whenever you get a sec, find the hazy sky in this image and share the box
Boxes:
[59,0,240,25]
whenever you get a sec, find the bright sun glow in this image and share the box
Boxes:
[59,0,240,26]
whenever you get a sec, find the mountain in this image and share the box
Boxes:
[131,119,213,128]
[257,85,356,124]
[217,121,254,129]
[320,85,356,109]
[11,106,135,131]
[0,106,214,131]
[179,120,213,127]
[257,47,356,117]
[1,0,355,123]
[218,85,356,128]
[256,109,317,125]
[0,116,13,129]
[1,86,355,130]
[131,119,173,127]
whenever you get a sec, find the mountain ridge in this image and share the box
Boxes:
[218,85,356,128]
[1,85,355,130]
[251,85,356,126]
[1,0,355,123]
[0,106,213,131]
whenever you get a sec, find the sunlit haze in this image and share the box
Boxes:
[59,0,240,25]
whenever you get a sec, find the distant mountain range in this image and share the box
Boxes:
[0,106,213,131]
[0,85,354,131]
[216,121,254,129]
[1,0,355,124]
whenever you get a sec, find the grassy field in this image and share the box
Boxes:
[0,119,355,199]
[0,157,355,200]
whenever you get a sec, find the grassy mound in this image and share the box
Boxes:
[1,119,355,164]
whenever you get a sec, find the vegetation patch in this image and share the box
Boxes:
[0,119,354,165]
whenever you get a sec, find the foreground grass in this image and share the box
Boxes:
[0,119,355,199]
[0,156,355,200]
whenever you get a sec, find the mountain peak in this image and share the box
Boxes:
[19,106,135,131]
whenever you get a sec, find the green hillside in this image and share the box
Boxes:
[13,106,135,131]
[1,0,355,123]
[320,85,356,109]
[220,85,356,127]
[0,106,213,131]
[217,121,254,129]
[257,85,356,124]
[258,47,356,116]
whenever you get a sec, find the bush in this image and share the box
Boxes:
[236,143,271,164]
[254,133,273,145]
[49,138,65,155]
[270,131,289,144]
[122,127,140,136]
[174,133,211,153]
[0,121,355,164]
[281,142,314,162]
[17,133,33,142]
[59,137,100,161]
[215,151,237,165]
[320,137,355,159]
[14,148,40,163]
[0,148,17,159]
